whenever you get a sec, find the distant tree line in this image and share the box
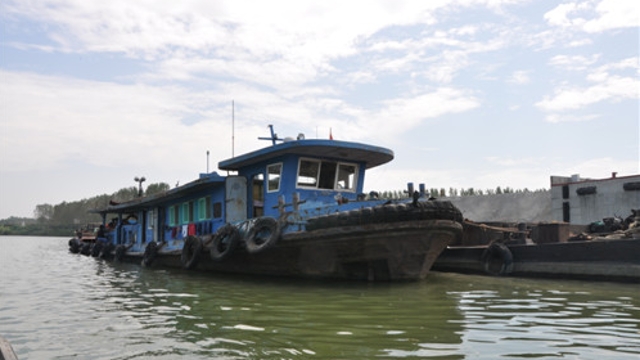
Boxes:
[377,186,547,199]
[0,182,170,236]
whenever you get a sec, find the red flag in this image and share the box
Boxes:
[329,128,333,140]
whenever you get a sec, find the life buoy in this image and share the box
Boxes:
[209,224,240,262]
[245,217,280,254]
[181,235,202,270]
[142,241,158,267]
[114,245,126,262]
[481,242,514,276]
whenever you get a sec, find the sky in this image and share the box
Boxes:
[1,0,638,220]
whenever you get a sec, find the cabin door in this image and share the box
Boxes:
[225,176,247,223]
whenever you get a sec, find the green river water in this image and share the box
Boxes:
[1,236,638,359]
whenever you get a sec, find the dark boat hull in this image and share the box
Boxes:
[433,238,640,283]
[116,219,463,281]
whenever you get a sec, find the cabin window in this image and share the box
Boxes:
[169,205,179,226]
[297,159,320,187]
[181,201,194,224]
[198,197,212,220]
[267,163,282,192]
[337,163,356,190]
[147,209,156,229]
[297,158,357,192]
[181,203,188,223]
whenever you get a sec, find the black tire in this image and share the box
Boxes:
[245,217,280,254]
[481,242,514,276]
[209,224,240,262]
[99,242,115,259]
[80,243,91,256]
[114,245,126,262]
[181,235,203,270]
[69,238,81,254]
[91,242,103,257]
[142,241,158,267]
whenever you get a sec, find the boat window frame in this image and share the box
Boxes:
[297,158,321,188]
[168,205,179,226]
[198,196,212,221]
[336,162,358,192]
[147,209,156,229]
[296,157,358,192]
[267,162,283,193]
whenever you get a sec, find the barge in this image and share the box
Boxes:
[70,126,463,281]
[432,217,640,283]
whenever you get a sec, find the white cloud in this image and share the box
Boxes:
[544,113,600,123]
[544,0,640,33]
[536,57,639,113]
[508,70,531,84]
[549,54,600,71]
[0,71,233,172]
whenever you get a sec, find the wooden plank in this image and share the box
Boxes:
[0,335,18,360]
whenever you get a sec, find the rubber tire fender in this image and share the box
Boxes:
[245,217,281,254]
[209,224,240,262]
[481,242,514,276]
[91,242,102,257]
[142,241,158,267]
[181,235,203,270]
[114,245,126,262]
[69,238,81,254]
[99,242,115,259]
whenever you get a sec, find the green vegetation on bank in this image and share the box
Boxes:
[0,182,170,237]
[0,184,546,237]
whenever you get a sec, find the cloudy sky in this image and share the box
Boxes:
[1,0,638,220]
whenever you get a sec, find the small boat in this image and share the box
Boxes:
[71,126,463,281]
[67,223,101,255]
[432,217,640,283]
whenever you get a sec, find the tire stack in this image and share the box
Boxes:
[305,200,463,231]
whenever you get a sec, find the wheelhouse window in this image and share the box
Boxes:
[267,163,282,192]
[297,160,320,187]
[297,158,357,191]
[337,164,356,190]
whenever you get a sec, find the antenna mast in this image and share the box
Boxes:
[232,100,235,158]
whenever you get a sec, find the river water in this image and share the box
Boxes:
[0,236,638,360]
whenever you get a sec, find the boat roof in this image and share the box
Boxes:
[219,139,394,171]
[92,172,226,214]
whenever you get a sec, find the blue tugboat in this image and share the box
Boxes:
[70,126,463,281]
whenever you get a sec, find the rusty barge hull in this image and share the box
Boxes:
[117,219,463,281]
[433,238,640,283]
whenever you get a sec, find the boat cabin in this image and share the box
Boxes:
[95,129,394,253]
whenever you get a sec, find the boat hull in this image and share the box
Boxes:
[115,219,463,281]
[433,238,640,283]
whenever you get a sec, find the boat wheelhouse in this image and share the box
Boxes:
[72,126,463,281]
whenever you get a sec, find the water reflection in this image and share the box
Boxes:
[94,265,465,359]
